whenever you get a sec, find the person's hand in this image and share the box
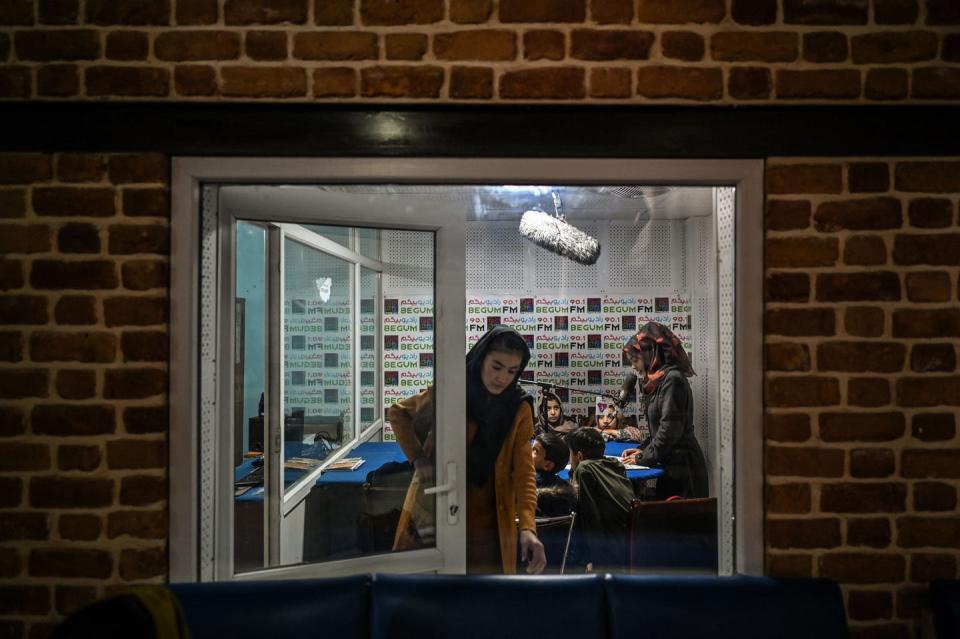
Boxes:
[519,529,547,574]
[413,456,434,486]
[620,448,640,464]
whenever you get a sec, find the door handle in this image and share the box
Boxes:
[423,461,459,524]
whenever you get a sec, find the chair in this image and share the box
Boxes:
[531,513,576,574]
[357,461,413,553]
[628,496,718,573]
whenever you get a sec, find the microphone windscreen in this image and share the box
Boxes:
[519,210,601,266]
[620,373,638,394]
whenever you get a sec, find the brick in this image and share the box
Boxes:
[784,0,867,24]
[765,273,808,303]
[155,30,241,61]
[0,477,22,505]
[107,439,166,469]
[845,307,884,338]
[731,0,776,24]
[225,0,306,24]
[893,234,960,266]
[907,272,951,304]
[33,405,114,436]
[816,272,901,302]
[435,30,516,61]
[765,413,810,442]
[0,295,47,325]
[765,342,810,371]
[174,65,218,96]
[728,67,772,100]
[108,510,166,539]
[851,449,895,478]
[0,189,27,218]
[766,308,835,337]
[853,31,938,64]
[448,0,490,22]
[0,370,48,399]
[847,163,889,193]
[0,0,33,24]
[661,31,704,61]
[902,449,960,477]
[124,406,168,434]
[294,31,378,60]
[635,66,723,100]
[104,368,167,399]
[222,66,306,97]
[865,68,909,100]
[843,236,886,266]
[711,31,797,62]
[816,197,901,231]
[176,0,217,23]
[765,199,810,230]
[591,0,632,23]
[314,0,352,24]
[874,0,918,23]
[38,0,78,24]
[86,0,169,24]
[14,29,99,61]
[55,586,97,616]
[108,224,169,255]
[911,413,955,441]
[897,517,960,548]
[927,0,960,24]
[0,586,49,615]
[766,553,812,578]
[109,154,167,184]
[123,188,169,217]
[0,224,48,254]
[0,66,30,98]
[803,31,848,63]
[385,33,426,60]
[246,31,287,60]
[29,549,112,578]
[0,513,49,541]
[767,164,842,194]
[56,154,106,183]
[121,331,168,362]
[55,369,96,399]
[848,590,892,621]
[908,198,953,228]
[767,518,840,548]
[0,331,22,362]
[57,223,100,254]
[766,446,844,477]
[766,237,837,267]
[636,0,724,23]
[848,517,892,548]
[914,482,957,512]
[312,68,356,97]
[571,29,653,60]
[29,332,115,363]
[0,33,8,59]
[449,66,492,99]
[589,68,630,99]
[33,186,114,217]
[766,482,810,513]
[897,376,960,406]
[818,342,905,373]
[776,69,861,99]
[0,547,20,576]
[767,376,840,407]
[500,0,585,22]
[105,31,149,60]
[360,0,443,24]
[57,444,102,471]
[0,154,52,184]
[946,34,960,62]
[37,64,79,97]
[910,553,956,581]
[55,295,97,324]
[821,483,906,513]
[119,547,166,580]
[86,66,170,97]
[499,68,585,100]
[892,308,960,337]
[819,412,905,442]
[819,553,904,583]
[30,477,111,508]
[103,296,167,326]
[524,31,564,61]
[0,259,23,291]
[120,476,166,506]
[896,586,927,621]
[896,161,960,192]
[848,377,891,407]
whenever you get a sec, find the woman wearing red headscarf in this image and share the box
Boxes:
[619,321,708,500]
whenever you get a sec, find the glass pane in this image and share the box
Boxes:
[234,221,266,572]
[303,224,350,249]
[359,267,379,430]
[283,236,353,497]
[357,227,381,260]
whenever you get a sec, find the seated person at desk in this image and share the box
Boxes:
[619,322,708,500]
[567,427,634,571]
[595,403,644,443]
[532,432,576,518]
[536,390,578,437]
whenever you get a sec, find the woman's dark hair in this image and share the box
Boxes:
[535,432,569,473]
[486,330,529,359]
[566,427,605,460]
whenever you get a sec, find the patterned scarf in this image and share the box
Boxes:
[622,321,695,394]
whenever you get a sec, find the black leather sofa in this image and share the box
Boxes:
[58,573,848,639]
[931,580,960,639]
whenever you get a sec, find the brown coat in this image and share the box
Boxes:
[388,388,538,574]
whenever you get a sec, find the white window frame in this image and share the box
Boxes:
[170,158,764,582]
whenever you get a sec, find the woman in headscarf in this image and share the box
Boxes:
[619,321,708,499]
[536,389,578,437]
[388,325,547,574]
[595,404,644,443]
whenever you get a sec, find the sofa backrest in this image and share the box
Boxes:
[605,575,847,639]
[931,580,960,639]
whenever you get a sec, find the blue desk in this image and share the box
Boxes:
[557,441,663,481]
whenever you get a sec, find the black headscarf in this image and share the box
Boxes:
[465,325,532,486]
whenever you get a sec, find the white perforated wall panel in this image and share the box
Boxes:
[383,230,435,292]
[199,185,218,581]
[532,223,600,289]
[467,224,527,290]
[609,221,675,289]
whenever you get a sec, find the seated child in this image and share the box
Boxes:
[596,404,644,443]
[567,427,634,571]
[532,432,576,518]
[536,390,578,437]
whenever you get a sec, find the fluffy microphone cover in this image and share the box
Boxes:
[518,210,601,266]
